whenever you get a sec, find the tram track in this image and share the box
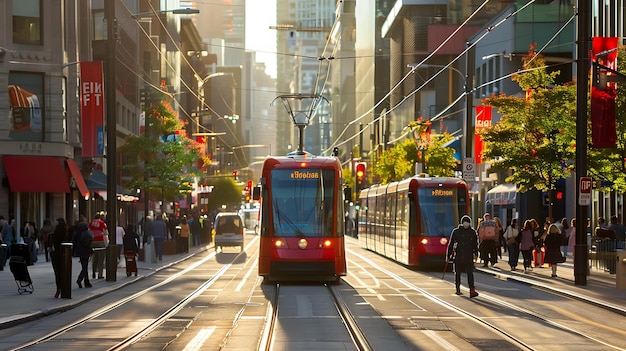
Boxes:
[258,282,373,351]
[8,238,259,351]
[347,246,626,351]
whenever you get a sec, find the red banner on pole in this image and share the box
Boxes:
[80,61,105,157]
[591,37,618,148]
[474,106,492,164]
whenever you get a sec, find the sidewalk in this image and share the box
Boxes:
[0,244,209,329]
[476,251,626,315]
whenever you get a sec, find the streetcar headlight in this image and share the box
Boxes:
[420,238,429,245]
[274,239,284,247]
[298,238,308,249]
[440,237,448,245]
[323,239,332,248]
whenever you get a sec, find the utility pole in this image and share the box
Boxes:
[574,0,591,286]
[105,0,118,282]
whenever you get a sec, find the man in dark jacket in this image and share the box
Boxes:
[447,215,479,297]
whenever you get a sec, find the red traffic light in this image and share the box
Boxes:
[356,163,366,179]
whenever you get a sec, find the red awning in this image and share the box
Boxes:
[3,156,70,193]
[3,156,89,196]
[66,159,90,198]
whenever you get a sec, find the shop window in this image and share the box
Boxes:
[13,0,42,45]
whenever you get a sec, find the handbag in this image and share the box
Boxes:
[506,236,517,246]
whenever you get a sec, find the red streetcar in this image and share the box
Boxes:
[257,153,347,282]
[357,175,469,267]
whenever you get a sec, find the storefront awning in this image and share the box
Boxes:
[66,159,90,198]
[86,168,135,201]
[2,155,89,194]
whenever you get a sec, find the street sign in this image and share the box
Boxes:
[462,158,475,183]
[578,176,592,206]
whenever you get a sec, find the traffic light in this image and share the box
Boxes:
[245,180,253,202]
[356,162,366,188]
[232,170,238,180]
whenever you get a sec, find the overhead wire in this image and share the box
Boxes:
[322,0,499,154]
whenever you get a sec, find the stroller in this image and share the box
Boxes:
[9,243,34,294]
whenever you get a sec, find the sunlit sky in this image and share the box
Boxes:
[245,0,277,78]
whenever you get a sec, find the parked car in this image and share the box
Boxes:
[213,212,244,252]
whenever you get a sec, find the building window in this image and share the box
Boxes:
[8,72,45,142]
[12,0,42,45]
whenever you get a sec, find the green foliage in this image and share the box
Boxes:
[203,177,243,210]
[481,49,576,193]
[120,95,209,201]
[373,132,457,184]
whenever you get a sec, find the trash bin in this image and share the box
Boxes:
[617,252,626,290]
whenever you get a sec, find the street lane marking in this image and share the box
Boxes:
[182,327,216,351]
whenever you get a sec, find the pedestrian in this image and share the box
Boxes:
[608,216,626,250]
[503,218,520,271]
[558,217,570,257]
[477,213,498,267]
[519,220,535,273]
[115,224,125,261]
[142,215,153,245]
[568,218,576,256]
[532,218,545,268]
[49,218,67,298]
[123,224,140,256]
[40,218,54,262]
[0,216,15,267]
[72,220,93,288]
[22,221,38,264]
[189,212,202,246]
[89,214,108,279]
[544,223,566,278]
[447,215,479,297]
[152,214,167,261]
[179,216,189,253]
[494,216,504,259]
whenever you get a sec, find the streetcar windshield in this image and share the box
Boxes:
[270,168,335,237]
[416,187,467,237]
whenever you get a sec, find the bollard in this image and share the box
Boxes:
[60,243,73,299]
[105,245,117,282]
[0,243,7,271]
[617,252,626,290]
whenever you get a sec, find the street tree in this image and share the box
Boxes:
[480,47,576,219]
[202,177,243,210]
[120,94,210,202]
[372,119,457,184]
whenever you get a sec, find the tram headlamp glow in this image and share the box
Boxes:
[300,162,307,167]
[274,239,284,247]
[440,237,448,245]
[323,239,332,248]
[298,239,308,249]
[420,238,429,245]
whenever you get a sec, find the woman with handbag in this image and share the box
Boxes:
[544,223,566,277]
[503,218,519,271]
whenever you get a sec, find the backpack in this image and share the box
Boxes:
[80,228,94,248]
